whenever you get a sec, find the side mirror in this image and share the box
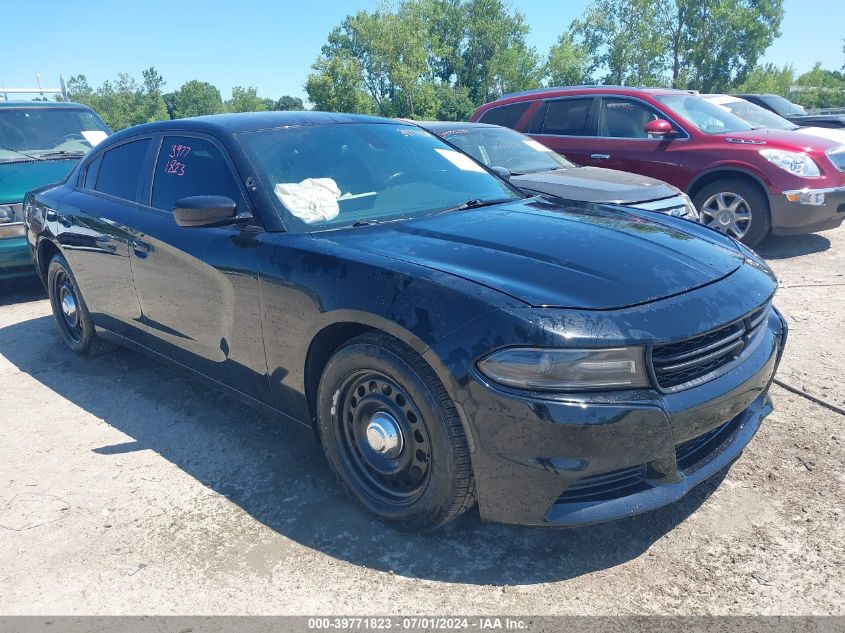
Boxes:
[644,119,675,137]
[492,166,511,180]
[173,196,237,228]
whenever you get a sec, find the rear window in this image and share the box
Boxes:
[477,102,531,129]
[541,98,594,136]
[94,139,151,201]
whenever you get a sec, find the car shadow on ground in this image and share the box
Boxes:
[0,315,727,586]
[0,276,45,307]
[755,233,831,260]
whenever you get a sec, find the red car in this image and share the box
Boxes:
[471,87,845,246]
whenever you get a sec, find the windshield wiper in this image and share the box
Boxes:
[0,142,43,162]
[352,218,381,227]
[436,197,515,214]
[36,150,86,159]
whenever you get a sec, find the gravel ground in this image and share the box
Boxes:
[0,228,843,616]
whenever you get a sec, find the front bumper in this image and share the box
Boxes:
[435,307,787,527]
[0,235,35,280]
[769,186,845,235]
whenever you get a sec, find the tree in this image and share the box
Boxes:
[571,0,668,86]
[735,63,794,96]
[307,0,541,118]
[225,86,268,113]
[70,68,168,130]
[306,53,375,113]
[545,31,593,86]
[272,95,305,111]
[661,0,784,92]
[169,80,223,119]
[790,62,845,109]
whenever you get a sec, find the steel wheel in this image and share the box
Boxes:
[334,370,432,506]
[52,268,83,344]
[700,191,752,240]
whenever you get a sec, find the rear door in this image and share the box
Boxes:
[127,133,270,401]
[527,96,598,165]
[53,137,152,342]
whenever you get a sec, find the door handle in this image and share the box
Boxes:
[591,153,610,160]
[131,239,151,257]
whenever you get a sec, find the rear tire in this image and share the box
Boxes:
[693,179,770,247]
[317,332,475,531]
[47,253,110,356]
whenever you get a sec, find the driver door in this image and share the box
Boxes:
[127,133,270,402]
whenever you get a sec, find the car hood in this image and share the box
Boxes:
[723,127,842,151]
[0,158,78,204]
[317,199,744,309]
[511,166,679,204]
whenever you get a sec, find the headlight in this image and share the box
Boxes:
[759,149,820,177]
[0,205,16,223]
[476,347,649,391]
[676,192,699,220]
[826,145,845,173]
[0,204,24,238]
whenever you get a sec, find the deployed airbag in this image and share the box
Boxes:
[275,178,341,223]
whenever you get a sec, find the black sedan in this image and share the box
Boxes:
[25,112,787,530]
[418,121,699,220]
[734,94,845,130]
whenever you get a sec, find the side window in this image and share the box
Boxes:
[477,101,531,129]
[152,136,243,212]
[95,139,151,201]
[541,98,594,136]
[598,98,661,138]
[83,155,102,190]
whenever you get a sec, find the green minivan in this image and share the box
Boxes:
[0,101,111,282]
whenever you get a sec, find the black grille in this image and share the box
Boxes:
[650,304,769,390]
[675,415,742,470]
[556,465,648,503]
[555,411,745,505]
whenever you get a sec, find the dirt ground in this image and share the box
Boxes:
[0,227,843,616]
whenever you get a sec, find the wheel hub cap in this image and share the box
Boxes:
[60,287,78,327]
[365,412,403,458]
[701,191,752,240]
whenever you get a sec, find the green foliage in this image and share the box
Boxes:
[790,63,845,109]
[662,0,784,92]
[545,31,593,86]
[566,0,783,92]
[66,67,168,130]
[225,86,268,113]
[306,0,540,117]
[306,53,376,114]
[735,63,794,96]
[167,80,223,119]
[571,0,668,86]
[272,95,305,111]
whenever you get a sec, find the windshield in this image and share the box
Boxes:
[763,95,808,117]
[655,94,755,134]
[436,125,573,174]
[0,107,110,160]
[705,97,797,131]
[239,123,521,232]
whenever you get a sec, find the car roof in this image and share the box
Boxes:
[109,111,403,142]
[415,120,503,132]
[494,86,691,102]
[0,100,94,110]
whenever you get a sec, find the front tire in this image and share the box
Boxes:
[47,253,109,356]
[317,332,475,531]
[693,179,771,247]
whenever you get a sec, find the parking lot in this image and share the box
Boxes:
[0,228,843,615]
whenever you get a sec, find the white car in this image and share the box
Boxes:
[701,94,845,146]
